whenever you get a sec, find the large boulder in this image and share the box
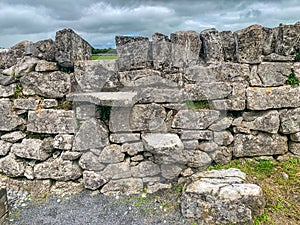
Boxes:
[31,39,56,61]
[200,28,223,64]
[152,33,172,69]
[220,31,236,61]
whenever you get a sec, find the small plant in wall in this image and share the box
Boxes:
[286,68,300,86]
[294,51,300,62]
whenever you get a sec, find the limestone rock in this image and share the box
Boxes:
[172,110,220,129]
[55,28,92,67]
[0,99,25,131]
[0,73,15,86]
[131,161,160,177]
[182,140,199,150]
[99,144,125,163]
[109,107,132,133]
[78,152,105,171]
[180,130,213,141]
[11,138,53,161]
[50,181,84,196]
[41,99,58,108]
[220,31,236,61]
[27,109,76,134]
[181,168,265,224]
[160,164,183,180]
[60,151,82,161]
[130,104,167,132]
[275,23,300,56]
[101,178,143,195]
[209,117,233,131]
[0,131,26,143]
[0,140,12,156]
[289,142,300,156]
[198,142,218,153]
[200,28,223,64]
[138,88,186,103]
[233,133,288,157]
[0,153,26,177]
[152,33,172,69]
[170,31,201,67]
[184,150,212,169]
[73,118,109,151]
[74,60,117,92]
[185,82,231,100]
[20,71,71,98]
[211,146,233,165]
[35,60,58,72]
[53,134,74,150]
[122,142,144,156]
[116,36,151,71]
[247,86,300,110]
[31,39,56,61]
[13,98,39,110]
[280,108,300,134]
[290,132,300,142]
[0,84,15,98]
[110,133,140,144]
[4,56,39,77]
[235,24,263,64]
[82,170,109,190]
[101,161,132,180]
[34,158,82,181]
[146,183,172,194]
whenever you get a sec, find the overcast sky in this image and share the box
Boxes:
[0,0,299,48]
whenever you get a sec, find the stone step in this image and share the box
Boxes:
[67,92,138,106]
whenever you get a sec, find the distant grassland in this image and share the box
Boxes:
[92,55,118,60]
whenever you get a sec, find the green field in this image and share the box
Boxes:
[92,55,118,60]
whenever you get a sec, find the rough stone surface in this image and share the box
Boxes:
[280,108,300,134]
[0,131,26,143]
[185,82,231,100]
[209,117,233,131]
[122,142,144,156]
[0,153,26,177]
[13,98,39,110]
[27,109,76,134]
[31,39,56,61]
[172,110,220,129]
[213,131,234,146]
[182,140,199,150]
[55,28,92,67]
[109,107,132,133]
[200,28,223,64]
[100,178,143,195]
[61,151,82,161]
[152,33,171,69]
[82,170,109,190]
[211,146,233,165]
[289,142,300,156]
[180,130,213,141]
[184,150,212,169]
[0,140,12,156]
[73,118,109,151]
[110,133,140,144]
[20,71,71,98]
[34,158,82,181]
[35,60,58,72]
[78,152,105,171]
[11,138,53,161]
[74,102,95,120]
[41,99,58,108]
[3,56,39,77]
[247,86,300,110]
[220,31,236,61]
[0,99,25,131]
[160,164,183,180]
[99,144,125,164]
[234,133,288,157]
[181,168,265,225]
[53,134,74,150]
[131,161,160,177]
[290,132,300,142]
[198,142,219,153]
[0,84,15,97]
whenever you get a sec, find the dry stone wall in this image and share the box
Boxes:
[1,22,300,224]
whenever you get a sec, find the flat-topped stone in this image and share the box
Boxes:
[67,92,137,106]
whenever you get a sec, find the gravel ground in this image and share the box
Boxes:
[4,188,193,225]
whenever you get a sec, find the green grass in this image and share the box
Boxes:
[209,157,300,225]
[92,55,118,60]
[185,100,210,110]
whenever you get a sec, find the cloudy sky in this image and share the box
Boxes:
[0,0,299,48]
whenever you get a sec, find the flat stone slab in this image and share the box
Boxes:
[67,92,137,106]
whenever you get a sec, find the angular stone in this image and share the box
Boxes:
[290,132,300,142]
[0,131,26,143]
[131,155,144,162]
[82,171,109,190]
[0,73,15,86]
[0,84,15,97]
[5,56,39,77]
[200,28,223,64]
[55,28,92,67]
[146,183,172,194]
[182,140,199,150]
[11,138,53,161]
[101,178,143,195]
[74,60,117,92]
[185,150,212,169]
[209,117,233,131]
[35,60,58,72]
[131,161,160,178]
[41,99,58,108]
[289,142,300,156]
[0,153,26,177]
[185,82,232,101]
[99,144,125,164]
[110,133,140,144]
[172,110,220,130]
[50,181,84,196]
[61,151,82,161]
[152,33,172,69]
[0,140,12,156]
[116,36,151,71]
[53,134,74,150]
[235,24,263,64]
[31,39,56,61]
[138,88,186,103]
[73,118,109,151]
[181,130,213,140]
[102,161,132,180]
[78,152,105,171]
[211,146,232,165]
[213,131,234,146]
[233,133,288,157]
[130,103,167,132]
[0,99,25,131]
[220,31,236,61]
[247,86,300,110]
[199,141,218,153]
[161,164,183,180]
[13,98,39,110]
[109,107,132,133]
[275,23,300,56]
[20,71,71,98]
[170,31,201,67]
[122,142,144,156]
[280,108,300,134]
[27,109,76,134]
[73,102,96,120]
[34,158,82,181]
